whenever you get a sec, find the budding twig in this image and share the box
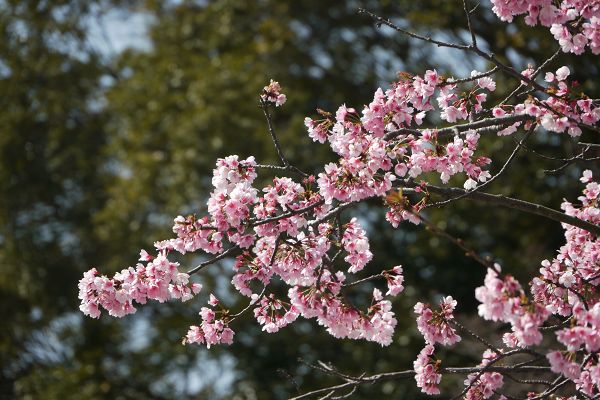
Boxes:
[260,99,309,177]
[429,128,533,207]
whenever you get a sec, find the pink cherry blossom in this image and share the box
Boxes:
[414,344,442,395]
[415,296,461,346]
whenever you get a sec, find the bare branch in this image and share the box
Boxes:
[499,49,561,106]
[407,185,600,236]
[462,0,477,47]
[187,246,241,275]
[342,272,384,288]
[260,99,309,177]
[451,318,501,354]
[359,9,564,99]
[416,213,499,271]
[250,200,325,226]
[291,363,552,400]
[358,9,471,51]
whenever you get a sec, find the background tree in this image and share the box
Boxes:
[2,1,598,399]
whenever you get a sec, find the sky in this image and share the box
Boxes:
[86,7,152,56]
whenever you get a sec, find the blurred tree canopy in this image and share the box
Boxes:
[1,1,597,399]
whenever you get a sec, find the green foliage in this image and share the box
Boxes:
[1,1,597,399]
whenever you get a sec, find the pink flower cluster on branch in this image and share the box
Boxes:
[78,2,600,397]
[78,251,201,318]
[183,294,235,348]
[476,266,550,347]
[463,350,504,400]
[493,66,600,137]
[491,0,600,54]
[474,171,600,396]
[414,344,442,395]
[261,79,287,107]
[415,296,461,346]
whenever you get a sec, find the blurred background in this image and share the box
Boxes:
[1,1,598,399]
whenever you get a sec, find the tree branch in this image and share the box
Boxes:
[290,364,551,400]
[384,114,533,140]
[260,99,309,177]
[417,185,600,236]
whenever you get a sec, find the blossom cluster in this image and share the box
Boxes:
[492,66,600,138]
[77,4,600,396]
[414,296,461,346]
[413,344,442,395]
[412,296,461,394]
[78,251,201,318]
[288,278,398,345]
[81,146,402,346]
[183,294,235,348]
[307,68,495,222]
[383,265,405,296]
[475,266,549,347]
[260,79,287,107]
[253,293,299,333]
[463,350,504,400]
[537,170,600,396]
[490,0,600,54]
[475,171,600,396]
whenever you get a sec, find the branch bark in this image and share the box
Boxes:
[408,185,600,236]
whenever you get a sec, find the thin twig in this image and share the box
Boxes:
[441,67,499,86]
[359,8,562,99]
[499,49,561,106]
[187,246,241,275]
[291,363,551,400]
[358,8,471,51]
[307,202,354,226]
[526,377,570,400]
[416,213,498,272]
[260,99,309,177]
[451,319,501,354]
[462,0,477,47]
[250,199,325,226]
[342,272,384,288]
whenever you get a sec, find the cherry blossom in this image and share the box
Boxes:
[415,296,461,346]
[464,350,504,400]
[261,79,287,106]
[77,4,600,396]
[414,344,442,395]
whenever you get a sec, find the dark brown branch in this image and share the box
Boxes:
[440,67,499,86]
[260,99,309,177]
[308,202,353,226]
[358,9,548,93]
[499,49,561,106]
[358,9,471,51]
[250,200,325,226]
[290,364,551,400]
[342,272,384,288]
[526,377,570,400]
[451,318,501,354]
[384,114,533,140]
[436,114,533,136]
[462,0,477,47]
[187,246,241,275]
[408,185,600,236]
